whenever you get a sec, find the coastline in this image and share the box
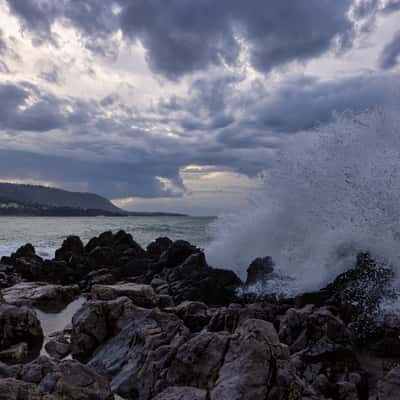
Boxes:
[0,230,397,399]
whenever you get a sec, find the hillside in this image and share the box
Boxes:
[0,183,122,213]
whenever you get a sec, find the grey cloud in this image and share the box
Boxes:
[5,0,377,79]
[380,30,400,69]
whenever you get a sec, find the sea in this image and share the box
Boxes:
[0,216,215,260]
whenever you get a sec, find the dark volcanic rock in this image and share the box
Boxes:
[3,282,79,313]
[54,236,85,262]
[146,237,173,259]
[0,303,43,363]
[162,252,241,306]
[246,256,274,285]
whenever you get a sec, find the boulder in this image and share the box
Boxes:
[45,331,70,360]
[54,236,84,262]
[0,342,28,364]
[158,240,198,269]
[162,252,240,305]
[210,319,288,400]
[3,283,80,313]
[17,356,114,400]
[168,301,210,332]
[91,283,158,308]
[88,307,190,399]
[146,237,173,260]
[0,303,43,363]
[246,256,274,285]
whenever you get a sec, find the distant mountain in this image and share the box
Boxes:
[0,182,188,217]
[0,182,122,213]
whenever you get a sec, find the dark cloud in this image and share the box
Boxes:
[380,30,400,69]
[5,0,377,79]
[0,82,66,131]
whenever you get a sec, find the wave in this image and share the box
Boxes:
[206,106,400,296]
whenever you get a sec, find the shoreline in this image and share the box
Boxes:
[0,231,398,399]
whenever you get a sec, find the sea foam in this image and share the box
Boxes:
[207,106,400,297]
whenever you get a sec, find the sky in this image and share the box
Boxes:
[0,0,399,216]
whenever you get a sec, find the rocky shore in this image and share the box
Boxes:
[0,230,399,399]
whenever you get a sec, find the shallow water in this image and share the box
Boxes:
[36,297,86,357]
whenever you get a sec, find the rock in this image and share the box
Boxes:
[87,246,115,269]
[151,386,207,400]
[17,356,114,400]
[91,283,158,308]
[3,282,80,313]
[210,319,288,400]
[162,252,240,305]
[0,342,28,364]
[246,256,274,285]
[70,301,108,362]
[0,378,55,400]
[45,332,70,360]
[88,306,189,400]
[146,238,173,260]
[378,365,400,400]
[165,331,230,390]
[0,303,43,363]
[168,301,210,332]
[71,297,149,362]
[54,236,84,262]
[14,244,36,259]
[158,240,198,269]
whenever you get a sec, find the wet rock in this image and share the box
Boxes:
[246,256,274,285]
[87,246,115,269]
[54,236,85,262]
[162,252,240,305]
[45,332,70,360]
[91,283,158,308]
[147,237,173,260]
[159,240,198,269]
[0,342,28,364]
[0,303,43,363]
[3,282,79,313]
[151,386,207,400]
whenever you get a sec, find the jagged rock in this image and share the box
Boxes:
[3,282,79,313]
[167,301,210,332]
[378,365,400,400]
[45,332,70,360]
[70,297,149,362]
[91,283,158,308]
[246,256,274,285]
[0,378,56,400]
[87,246,115,269]
[151,386,207,400]
[0,303,43,363]
[158,240,198,269]
[0,342,28,364]
[16,356,114,400]
[88,306,190,400]
[210,319,288,400]
[54,236,85,262]
[165,331,230,389]
[147,238,173,260]
[162,252,240,305]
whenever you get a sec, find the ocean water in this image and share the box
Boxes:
[0,216,215,260]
